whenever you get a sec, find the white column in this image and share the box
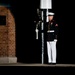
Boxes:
[40,0,52,64]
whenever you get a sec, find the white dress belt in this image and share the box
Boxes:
[47,30,54,33]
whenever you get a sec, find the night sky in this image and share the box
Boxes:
[0,0,75,64]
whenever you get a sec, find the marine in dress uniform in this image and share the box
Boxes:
[46,12,58,64]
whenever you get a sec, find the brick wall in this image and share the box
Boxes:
[0,6,16,57]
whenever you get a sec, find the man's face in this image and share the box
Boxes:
[48,16,54,21]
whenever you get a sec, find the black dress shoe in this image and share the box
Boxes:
[48,63,52,65]
[51,63,56,65]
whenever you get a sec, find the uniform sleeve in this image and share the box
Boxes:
[55,23,58,39]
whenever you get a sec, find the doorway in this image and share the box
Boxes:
[7,0,75,64]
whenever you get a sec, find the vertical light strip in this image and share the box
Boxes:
[41,11,43,30]
[46,9,48,22]
[41,11,44,64]
[42,33,44,64]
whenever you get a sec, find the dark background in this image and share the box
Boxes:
[0,0,75,64]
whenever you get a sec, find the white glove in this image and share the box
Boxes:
[54,39,57,42]
[35,28,39,32]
